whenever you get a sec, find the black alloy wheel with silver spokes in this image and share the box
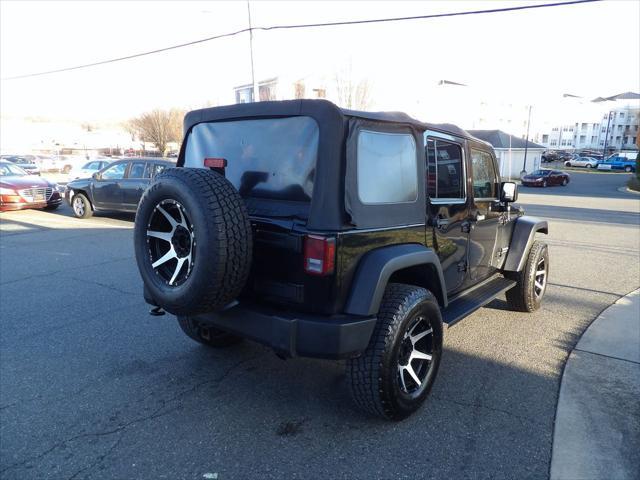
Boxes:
[347,283,443,420]
[146,199,195,287]
[506,241,549,312]
[397,314,436,396]
[533,256,547,300]
[134,168,252,316]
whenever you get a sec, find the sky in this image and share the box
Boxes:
[1,0,639,124]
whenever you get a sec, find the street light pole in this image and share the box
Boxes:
[247,1,259,103]
[522,105,532,173]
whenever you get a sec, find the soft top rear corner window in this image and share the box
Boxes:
[184,116,319,202]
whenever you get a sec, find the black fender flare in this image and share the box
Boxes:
[503,216,548,272]
[344,244,447,316]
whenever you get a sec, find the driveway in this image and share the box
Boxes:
[1,171,638,479]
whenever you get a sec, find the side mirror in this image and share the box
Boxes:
[92,172,100,180]
[500,181,518,203]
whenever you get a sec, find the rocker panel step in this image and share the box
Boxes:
[442,276,516,327]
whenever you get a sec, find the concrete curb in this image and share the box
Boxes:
[550,289,640,480]
[617,186,640,195]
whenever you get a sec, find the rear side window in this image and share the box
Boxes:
[128,162,149,179]
[470,149,497,198]
[185,117,319,202]
[357,130,418,204]
[426,138,464,199]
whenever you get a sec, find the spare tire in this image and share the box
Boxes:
[134,168,252,316]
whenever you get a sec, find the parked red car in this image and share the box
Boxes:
[0,160,62,211]
[521,169,570,188]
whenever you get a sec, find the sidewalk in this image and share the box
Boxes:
[551,289,640,480]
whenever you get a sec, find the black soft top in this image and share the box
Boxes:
[183,99,475,141]
[179,100,480,230]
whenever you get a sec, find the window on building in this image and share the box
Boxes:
[601,127,606,132]
[581,123,588,130]
[599,140,604,146]
[358,130,418,204]
[542,134,549,143]
[591,136,597,144]
[593,123,598,129]
[552,127,558,132]
[618,125,623,132]
[580,135,586,143]
[550,140,557,146]
[619,112,625,118]
[470,149,497,199]
[615,136,621,142]
[426,138,464,200]
[633,137,637,144]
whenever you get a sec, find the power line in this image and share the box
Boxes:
[2,0,599,81]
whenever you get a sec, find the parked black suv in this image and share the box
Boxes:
[134,100,549,420]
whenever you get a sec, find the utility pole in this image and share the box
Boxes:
[522,105,532,173]
[247,1,259,103]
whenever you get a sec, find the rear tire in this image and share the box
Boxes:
[72,193,93,218]
[506,241,549,312]
[347,283,443,420]
[586,164,593,168]
[562,178,568,186]
[177,316,242,348]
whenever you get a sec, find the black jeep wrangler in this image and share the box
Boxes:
[134,100,548,420]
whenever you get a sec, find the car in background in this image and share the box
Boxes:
[521,169,570,187]
[564,156,599,168]
[557,151,574,162]
[0,160,62,211]
[597,155,637,172]
[541,150,560,163]
[65,158,175,218]
[0,155,41,175]
[69,159,112,179]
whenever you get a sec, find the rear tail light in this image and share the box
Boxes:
[304,235,335,276]
[204,157,227,171]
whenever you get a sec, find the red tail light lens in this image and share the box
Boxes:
[304,235,335,275]
[204,157,227,169]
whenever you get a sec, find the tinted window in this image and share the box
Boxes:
[128,162,149,179]
[100,162,126,180]
[153,164,168,177]
[357,130,418,204]
[185,117,319,201]
[471,149,497,198]
[426,138,464,199]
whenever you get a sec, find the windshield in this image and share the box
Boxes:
[0,163,28,176]
[531,170,550,176]
[184,116,319,202]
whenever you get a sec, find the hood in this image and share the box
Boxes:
[1,175,52,189]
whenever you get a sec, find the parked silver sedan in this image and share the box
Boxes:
[564,156,599,169]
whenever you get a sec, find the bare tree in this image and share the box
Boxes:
[333,63,372,110]
[126,109,184,156]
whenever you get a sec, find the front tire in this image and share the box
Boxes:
[72,193,93,218]
[177,316,242,348]
[506,241,549,312]
[347,283,443,420]
[586,164,593,168]
[625,166,632,173]
[542,180,548,188]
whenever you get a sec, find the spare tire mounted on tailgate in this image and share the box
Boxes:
[134,168,252,316]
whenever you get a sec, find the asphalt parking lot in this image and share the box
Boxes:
[1,171,639,480]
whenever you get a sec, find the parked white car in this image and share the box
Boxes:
[69,159,112,179]
[564,156,599,168]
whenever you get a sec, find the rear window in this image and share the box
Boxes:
[184,117,319,201]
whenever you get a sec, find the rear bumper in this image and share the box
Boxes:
[190,304,377,359]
